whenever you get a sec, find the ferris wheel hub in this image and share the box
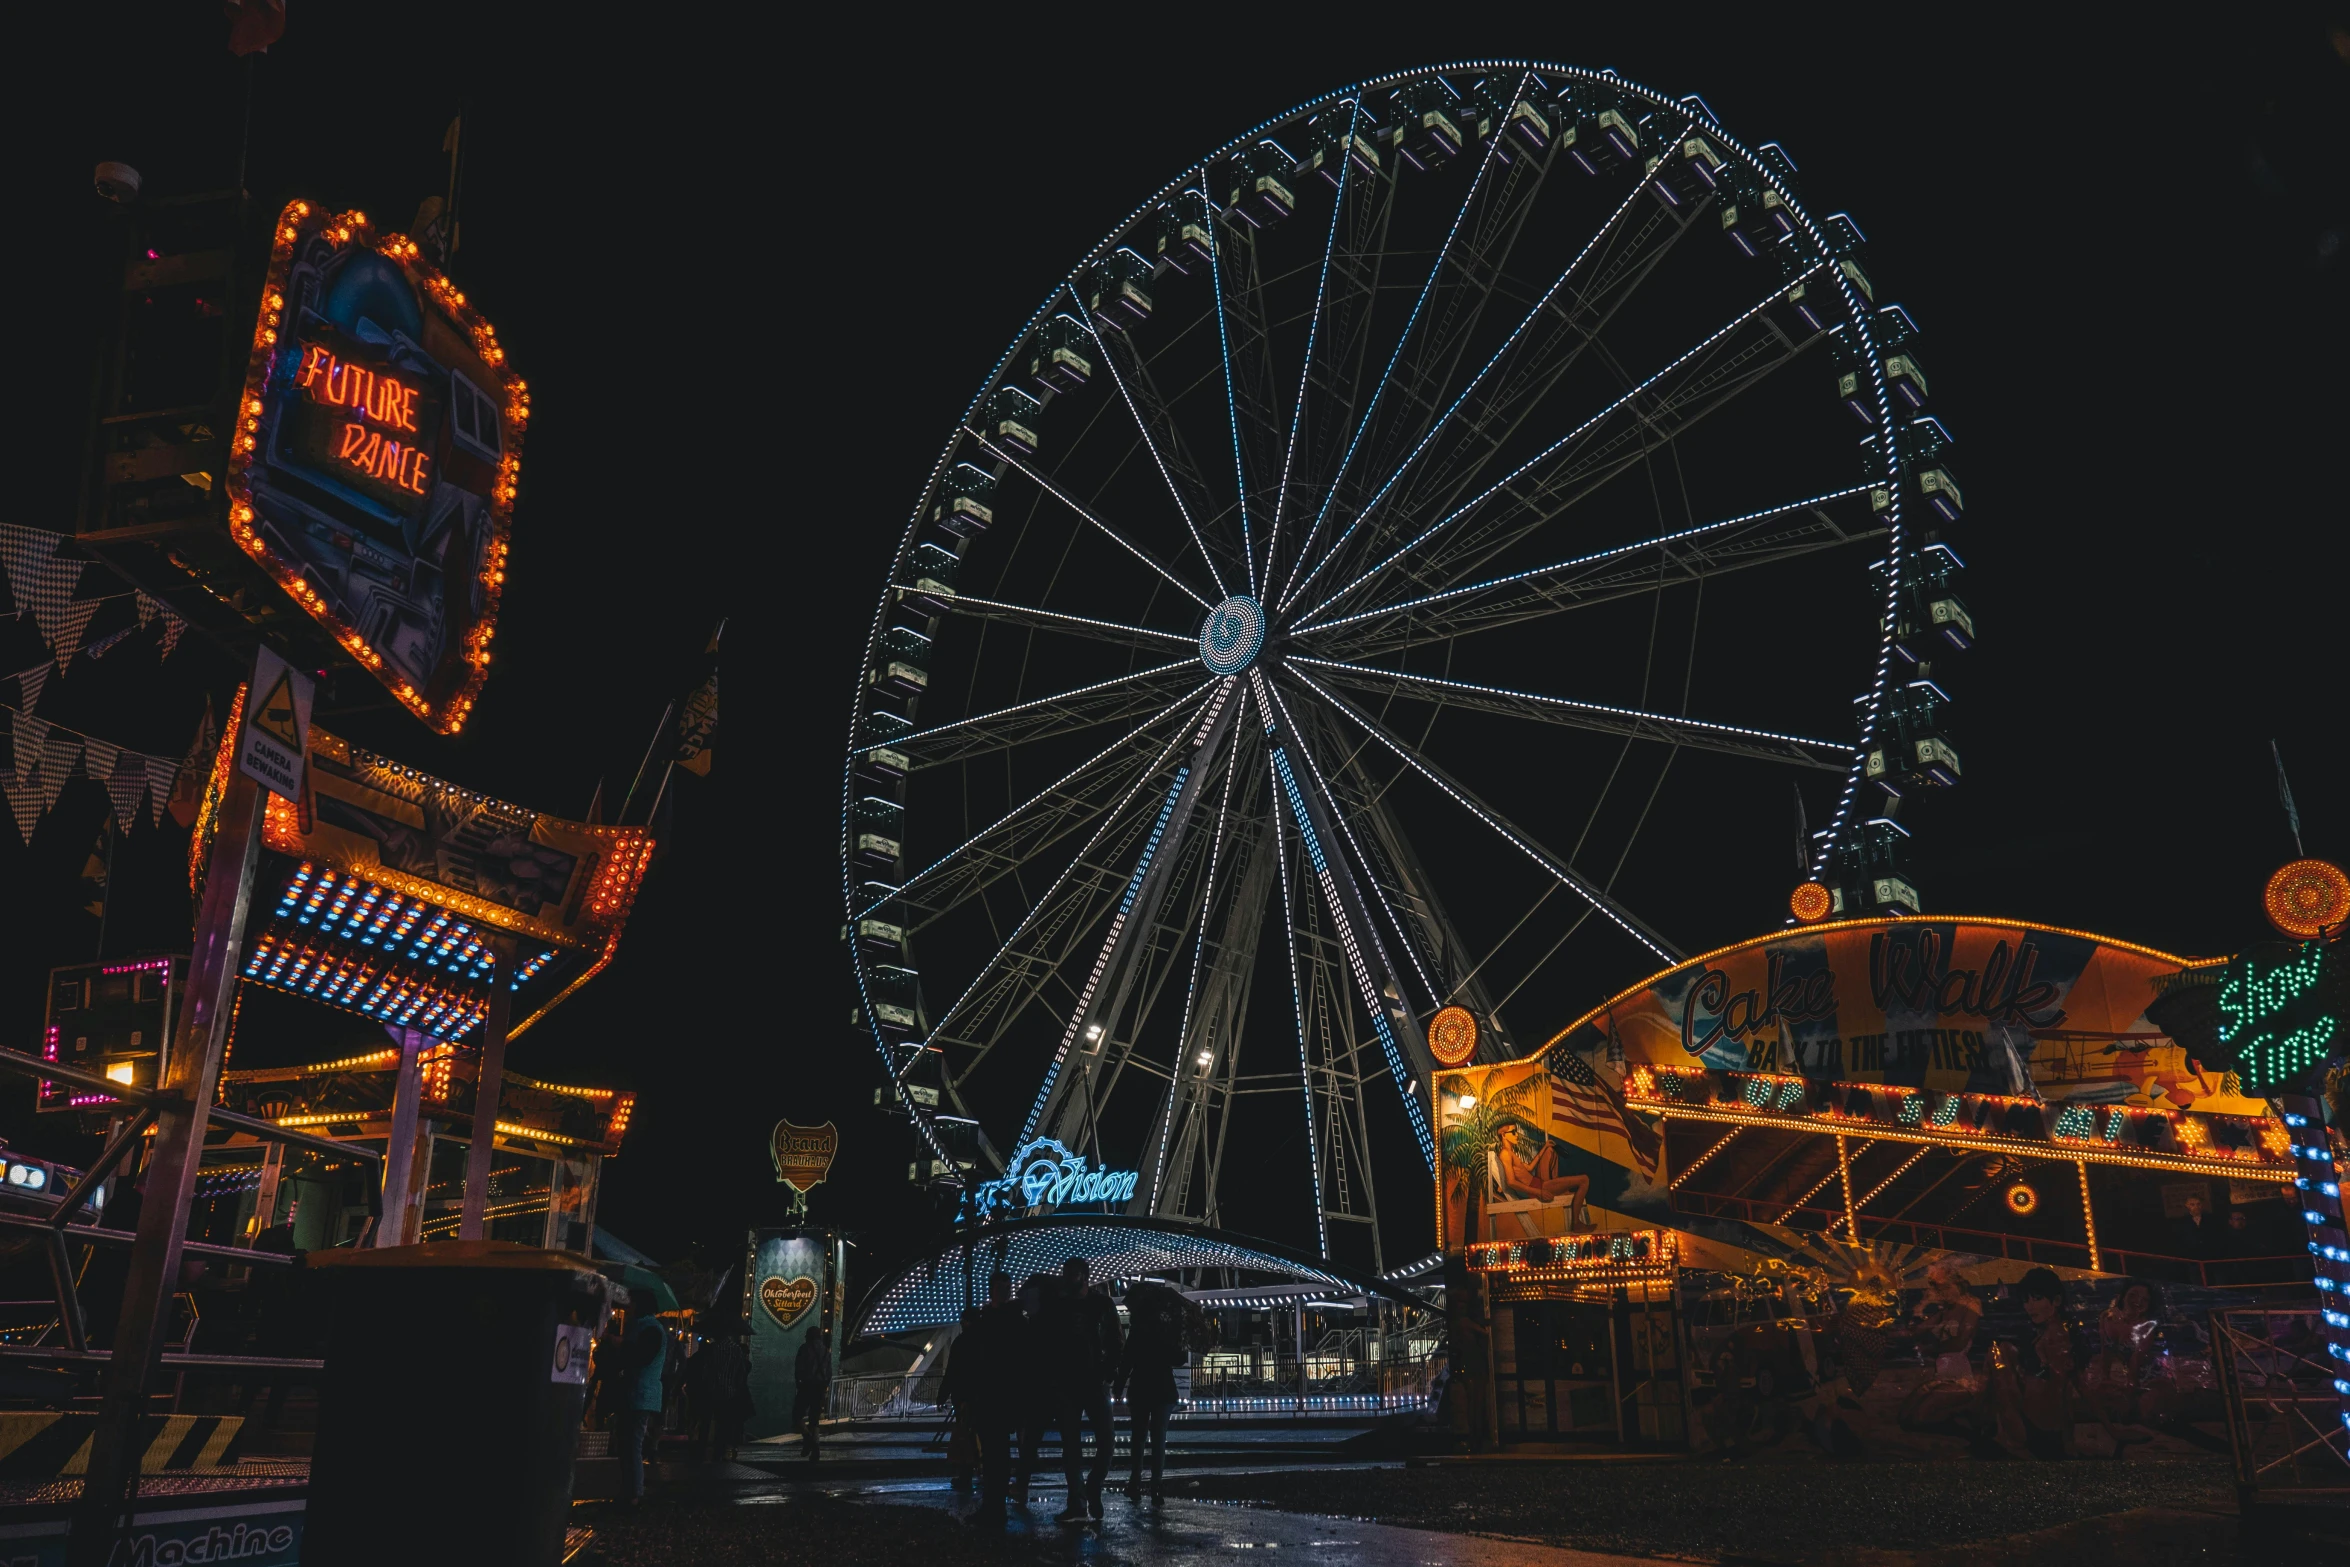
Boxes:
[1198,595,1267,676]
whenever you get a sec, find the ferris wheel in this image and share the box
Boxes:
[844,62,1970,1271]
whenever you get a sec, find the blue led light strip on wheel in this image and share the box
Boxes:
[1271,745,1432,1164]
[1020,767,1190,1143]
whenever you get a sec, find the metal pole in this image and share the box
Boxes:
[68,772,263,1563]
[459,935,515,1241]
[378,1030,427,1247]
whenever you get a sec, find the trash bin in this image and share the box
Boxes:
[302,1240,610,1566]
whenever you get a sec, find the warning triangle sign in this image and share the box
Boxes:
[235,646,314,803]
[254,672,302,748]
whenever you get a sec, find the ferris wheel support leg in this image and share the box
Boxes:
[1021,680,1246,1151]
[1252,671,1436,1172]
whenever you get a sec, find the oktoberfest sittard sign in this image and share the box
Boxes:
[226,201,526,735]
[234,646,313,803]
[759,1273,818,1328]
[772,1120,839,1192]
[969,1136,1139,1220]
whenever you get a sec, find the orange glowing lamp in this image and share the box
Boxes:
[1789,881,1832,923]
[1427,1006,1479,1066]
[2265,858,2350,939]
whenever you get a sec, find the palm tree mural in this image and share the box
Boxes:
[1439,1065,1550,1245]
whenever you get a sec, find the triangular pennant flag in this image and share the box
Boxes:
[47,599,101,675]
[0,525,94,664]
[81,737,119,793]
[158,611,187,659]
[146,754,176,828]
[103,747,148,831]
[4,712,49,845]
[10,663,45,715]
[134,592,161,628]
[34,730,80,816]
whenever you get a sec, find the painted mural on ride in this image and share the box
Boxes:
[1435,916,2286,1261]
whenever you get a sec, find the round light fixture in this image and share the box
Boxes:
[2265,858,2350,939]
[1428,1005,1480,1066]
[2004,1182,2038,1216]
[1789,881,1832,923]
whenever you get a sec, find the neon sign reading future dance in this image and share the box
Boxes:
[970,1137,1138,1219]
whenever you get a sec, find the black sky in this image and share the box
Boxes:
[5,10,2345,1298]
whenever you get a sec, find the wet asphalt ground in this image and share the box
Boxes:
[569,1433,2286,1566]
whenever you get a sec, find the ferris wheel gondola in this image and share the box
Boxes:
[844,62,1971,1269]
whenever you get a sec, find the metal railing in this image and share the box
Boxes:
[2213,1307,2350,1503]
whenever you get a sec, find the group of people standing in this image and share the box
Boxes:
[940,1256,1191,1527]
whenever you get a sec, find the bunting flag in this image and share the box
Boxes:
[11,663,47,715]
[135,592,188,659]
[3,713,47,844]
[167,698,218,828]
[145,754,177,828]
[0,524,188,669]
[0,701,190,846]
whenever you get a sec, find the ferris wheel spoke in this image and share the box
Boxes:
[1021,678,1249,1147]
[1289,657,1849,770]
[1289,663,1682,964]
[1277,141,1676,615]
[885,681,1216,922]
[1079,290,1241,600]
[965,429,1217,610]
[1292,259,1829,627]
[1140,698,1250,1213]
[1293,482,1879,656]
[1265,97,1363,596]
[1402,320,1830,597]
[907,694,1247,1059]
[1315,724,1521,1051]
[1281,95,1525,623]
[1262,745,1332,1258]
[862,660,1199,770]
[1258,679,1442,1013]
[1204,206,1282,598]
[915,591,1196,655]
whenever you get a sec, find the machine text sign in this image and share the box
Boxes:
[970,1136,1138,1219]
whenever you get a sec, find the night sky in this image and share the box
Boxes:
[7,12,2344,1305]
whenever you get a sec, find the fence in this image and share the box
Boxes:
[2212,1307,2350,1505]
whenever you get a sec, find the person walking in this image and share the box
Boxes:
[794,1325,833,1461]
[1013,1273,1055,1503]
[1117,1282,1188,1506]
[1042,1256,1121,1525]
[609,1289,668,1507]
[959,1272,1026,1526]
[686,1328,752,1462]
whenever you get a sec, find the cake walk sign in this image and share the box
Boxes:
[772,1119,839,1221]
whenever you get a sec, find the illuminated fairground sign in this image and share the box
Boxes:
[969,1137,1139,1220]
[191,687,653,1044]
[226,201,527,733]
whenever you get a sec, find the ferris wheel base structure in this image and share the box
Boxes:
[846,61,1980,1277]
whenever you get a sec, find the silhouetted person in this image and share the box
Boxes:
[2171,1193,2217,1257]
[1013,1272,1056,1502]
[958,1271,1024,1526]
[608,1289,667,1506]
[1118,1283,1188,1505]
[1042,1257,1121,1524]
[686,1328,751,1461]
[794,1325,832,1460]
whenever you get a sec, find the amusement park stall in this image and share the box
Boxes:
[1435,912,2334,1454]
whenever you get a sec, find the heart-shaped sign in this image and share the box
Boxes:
[760,1274,818,1328]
